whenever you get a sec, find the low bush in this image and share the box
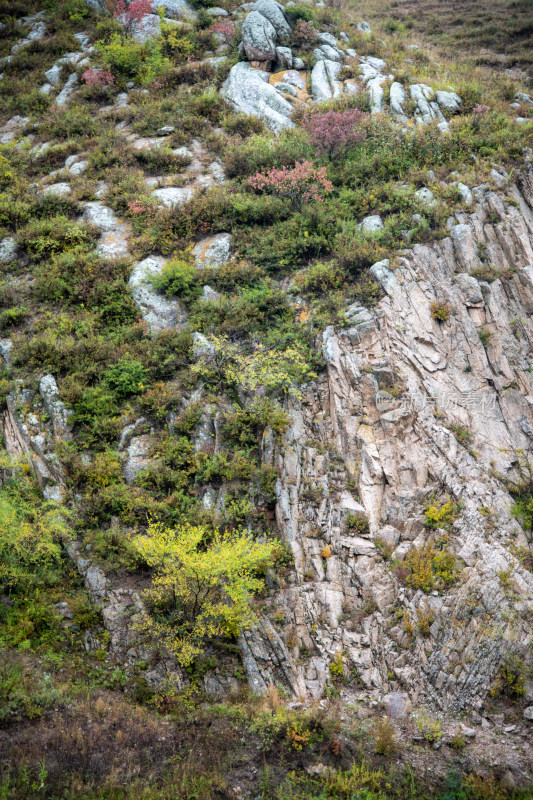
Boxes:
[19,216,94,259]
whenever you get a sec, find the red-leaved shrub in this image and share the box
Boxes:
[248,161,333,211]
[82,67,115,88]
[114,0,152,35]
[303,108,367,157]
[207,21,236,41]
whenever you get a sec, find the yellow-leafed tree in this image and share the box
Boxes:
[134,522,277,666]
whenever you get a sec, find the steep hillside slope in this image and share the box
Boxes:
[1,0,533,797]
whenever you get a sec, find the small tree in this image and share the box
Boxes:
[114,0,152,35]
[248,161,333,212]
[134,522,277,665]
[302,109,367,158]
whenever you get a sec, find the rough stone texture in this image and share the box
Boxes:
[151,186,195,208]
[55,73,78,108]
[150,0,196,19]
[0,236,17,264]
[359,214,384,234]
[129,256,188,333]
[390,81,407,121]
[39,374,73,440]
[311,59,342,102]
[41,182,71,197]
[240,166,533,712]
[223,62,294,131]
[123,434,155,484]
[436,90,462,113]
[241,0,290,65]
[192,233,232,268]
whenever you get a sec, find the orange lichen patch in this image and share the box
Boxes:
[268,70,310,103]
[291,297,311,324]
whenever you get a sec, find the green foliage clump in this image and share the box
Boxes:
[150,251,201,302]
[19,216,93,259]
[424,500,459,529]
[96,33,170,85]
[102,358,148,401]
[400,543,461,593]
[0,460,66,596]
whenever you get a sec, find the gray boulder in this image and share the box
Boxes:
[390,81,407,121]
[359,214,384,235]
[357,21,371,34]
[149,0,196,20]
[252,0,291,38]
[223,62,294,131]
[0,237,17,264]
[39,374,73,440]
[193,233,232,268]
[129,256,188,333]
[242,10,277,62]
[310,59,342,102]
[436,90,462,113]
[55,73,78,108]
[241,0,291,64]
[276,46,293,68]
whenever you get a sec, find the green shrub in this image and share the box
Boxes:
[0,461,66,596]
[97,34,170,85]
[103,358,148,401]
[150,252,201,302]
[19,216,93,259]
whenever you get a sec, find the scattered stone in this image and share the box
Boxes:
[150,0,196,20]
[436,90,462,113]
[129,256,188,332]
[0,339,12,368]
[81,202,120,232]
[0,237,17,264]
[414,187,436,207]
[158,125,175,135]
[390,81,407,120]
[68,159,88,176]
[39,374,73,439]
[41,182,71,198]
[201,285,221,302]
[311,58,342,102]
[357,21,371,34]
[207,6,229,15]
[524,706,533,721]
[192,331,216,360]
[151,186,195,208]
[55,73,78,108]
[123,434,154,484]
[359,214,384,234]
[44,63,62,87]
[193,233,232,268]
[453,181,473,205]
[383,692,412,719]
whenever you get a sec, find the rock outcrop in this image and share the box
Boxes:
[240,167,533,711]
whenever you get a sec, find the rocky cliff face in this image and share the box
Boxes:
[242,166,533,711]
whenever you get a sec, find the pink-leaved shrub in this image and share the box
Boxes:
[303,108,367,157]
[114,0,152,35]
[248,161,333,212]
[82,67,115,88]
[207,21,236,42]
